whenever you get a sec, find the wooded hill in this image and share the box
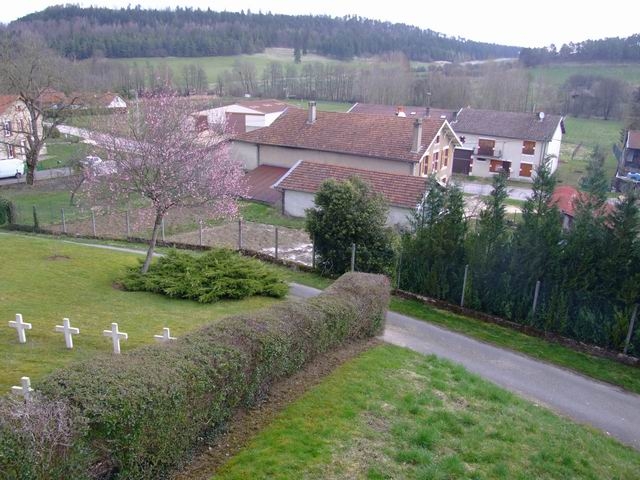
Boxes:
[13,5,520,61]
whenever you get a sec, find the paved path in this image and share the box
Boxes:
[0,167,71,186]
[289,283,640,451]
[458,180,533,201]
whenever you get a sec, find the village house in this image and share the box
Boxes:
[613,130,640,191]
[194,99,290,134]
[75,92,127,112]
[233,101,461,184]
[273,161,430,227]
[0,95,45,165]
[451,107,565,181]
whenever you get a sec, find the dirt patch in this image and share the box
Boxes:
[171,338,380,480]
[45,254,71,261]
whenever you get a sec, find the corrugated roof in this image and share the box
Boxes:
[627,130,640,149]
[274,161,427,209]
[453,107,563,142]
[235,108,447,163]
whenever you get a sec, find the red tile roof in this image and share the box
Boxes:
[551,185,579,217]
[235,108,447,163]
[349,103,457,121]
[0,95,20,114]
[274,161,427,209]
[627,130,640,149]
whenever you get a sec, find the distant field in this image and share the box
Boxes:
[109,48,362,83]
[531,63,640,87]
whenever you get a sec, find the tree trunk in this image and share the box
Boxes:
[141,211,164,274]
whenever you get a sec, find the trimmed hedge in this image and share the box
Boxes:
[121,249,289,302]
[1,272,389,479]
[0,198,15,225]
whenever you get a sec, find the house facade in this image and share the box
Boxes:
[0,95,43,163]
[232,102,461,185]
[273,161,428,227]
[451,108,565,181]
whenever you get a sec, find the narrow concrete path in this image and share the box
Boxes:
[289,283,640,451]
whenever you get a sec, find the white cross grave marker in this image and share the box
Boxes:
[9,314,32,344]
[11,376,34,401]
[55,318,80,349]
[154,327,176,343]
[103,322,127,354]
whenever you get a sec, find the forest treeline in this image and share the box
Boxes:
[13,5,519,61]
[520,35,640,66]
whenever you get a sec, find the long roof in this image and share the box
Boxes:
[349,103,457,121]
[274,161,428,209]
[235,108,449,163]
[627,130,640,149]
[452,107,563,142]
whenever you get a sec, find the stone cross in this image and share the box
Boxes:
[55,318,80,349]
[154,327,177,343]
[11,377,33,401]
[9,314,32,344]
[103,322,128,354]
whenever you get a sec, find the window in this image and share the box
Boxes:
[478,138,495,156]
[433,151,439,171]
[3,120,11,137]
[489,159,502,173]
[18,119,24,132]
[444,148,449,167]
[435,134,440,144]
[421,156,427,175]
[7,144,15,158]
[522,140,536,155]
[519,163,533,177]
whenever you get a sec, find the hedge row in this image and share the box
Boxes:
[0,272,390,479]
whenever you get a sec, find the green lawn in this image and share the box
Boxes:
[532,63,640,88]
[39,139,87,170]
[285,99,353,112]
[0,185,84,225]
[556,116,621,187]
[215,345,640,479]
[240,201,306,229]
[390,297,640,395]
[0,234,280,391]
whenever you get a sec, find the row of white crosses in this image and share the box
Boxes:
[9,314,177,401]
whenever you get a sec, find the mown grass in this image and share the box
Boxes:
[38,139,87,170]
[240,201,306,229]
[390,297,640,395]
[556,116,621,187]
[0,185,83,225]
[532,63,640,88]
[215,345,640,479]
[0,234,280,391]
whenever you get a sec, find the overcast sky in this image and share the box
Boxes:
[2,1,637,49]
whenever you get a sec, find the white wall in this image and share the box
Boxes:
[231,141,259,170]
[108,97,127,109]
[283,189,413,228]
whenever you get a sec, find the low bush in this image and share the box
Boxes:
[2,272,389,479]
[121,248,289,302]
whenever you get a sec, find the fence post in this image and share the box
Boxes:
[238,218,243,250]
[275,227,279,260]
[199,220,203,246]
[61,208,67,234]
[351,243,356,272]
[311,236,316,269]
[460,264,469,307]
[532,280,541,315]
[396,251,402,290]
[125,211,130,238]
[623,304,638,355]
[161,218,165,242]
[91,211,96,237]
[32,205,39,231]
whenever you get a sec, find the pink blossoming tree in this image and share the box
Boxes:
[85,95,245,273]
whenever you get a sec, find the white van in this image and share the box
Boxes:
[0,159,25,179]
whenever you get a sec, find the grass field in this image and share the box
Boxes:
[532,63,640,88]
[0,234,280,391]
[215,345,640,479]
[109,47,363,85]
[556,116,621,186]
[38,138,87,170]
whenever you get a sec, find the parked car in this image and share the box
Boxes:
[0,158,25,179]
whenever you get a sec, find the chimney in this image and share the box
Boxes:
[411,118,423,153]
[425,107,430,117]
[307,101,317,124]
[396,106,406,117]
[537,111,545,122]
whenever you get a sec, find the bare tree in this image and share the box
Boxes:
[84,95,246,272]
[0,29,79,185]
